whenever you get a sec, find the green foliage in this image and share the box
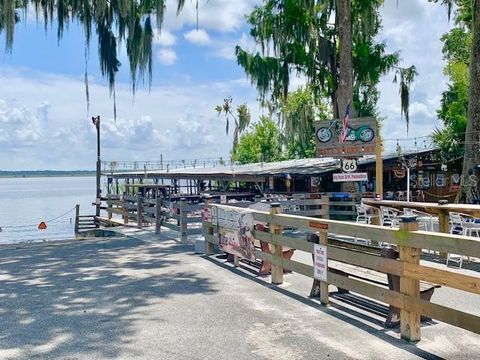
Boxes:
[236,0,400,118]
[232,116,283,165]
[280,86,329,159]
[215,96,251,152]
[432,0,472,161]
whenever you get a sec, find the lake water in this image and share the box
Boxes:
[0,176,96,244]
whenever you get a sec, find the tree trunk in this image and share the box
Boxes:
[461,0,480,203]
[336,0,357,118]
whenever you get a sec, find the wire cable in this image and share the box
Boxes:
[0,206,77,229]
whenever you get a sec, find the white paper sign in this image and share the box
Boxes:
[333,172,368,182]
[313,244,328,281]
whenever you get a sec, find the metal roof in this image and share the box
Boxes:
[104,148,436,180]
[105,157,340,179]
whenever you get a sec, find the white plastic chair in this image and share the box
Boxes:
[356,204,375,224]
[380,206,401,228]
[447,212,479,268]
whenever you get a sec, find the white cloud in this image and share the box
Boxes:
[162,0,262,33]
[376,0,451,153]
[184,29,212,45]
[153,30,176,47]
[157,48,178,65]
[216,33,257,60]
[0,67,259,170]
[0,100,43,148]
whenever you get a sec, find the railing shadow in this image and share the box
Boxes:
[202,254,445,360]
[0,236,217,359]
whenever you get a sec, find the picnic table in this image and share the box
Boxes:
[362,199,480,258]
[362,199,480,233]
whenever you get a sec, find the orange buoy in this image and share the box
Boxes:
[38,222,47,230]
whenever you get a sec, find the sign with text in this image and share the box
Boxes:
[309,221,329,231]
[216,207,255,261]
[341,158,358,173]
[315,117,377,158]
[313,244,328,281]
[333,172,368,182]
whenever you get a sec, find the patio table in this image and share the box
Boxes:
[362,199,480,257]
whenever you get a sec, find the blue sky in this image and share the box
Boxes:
[0,0,451,170]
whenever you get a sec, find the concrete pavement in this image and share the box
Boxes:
[0,228,479,359]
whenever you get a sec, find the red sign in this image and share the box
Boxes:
[203,207,212,222]
[38,222,47,230]
[309,221,328,231]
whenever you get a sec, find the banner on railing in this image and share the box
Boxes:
[215,207,255,261]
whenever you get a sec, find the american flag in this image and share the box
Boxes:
[340,102,350,142]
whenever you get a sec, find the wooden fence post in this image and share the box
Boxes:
[369,207,381,246]
[155,196,162,234]
[438,209,449,259]
[74,204,80,235]
[204,196,214,255]
[180,198,188,243]
[270,203,283,285]
[398,215,421,342]
[123,192,129,224]
[137,192,143,229]
[107,194,112,220]
[323,196,330,220]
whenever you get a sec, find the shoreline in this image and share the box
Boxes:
[0,174,96,179]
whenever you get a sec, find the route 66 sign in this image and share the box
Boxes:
[341,159,358,173]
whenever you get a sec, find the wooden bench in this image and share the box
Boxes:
[307,233,441,328]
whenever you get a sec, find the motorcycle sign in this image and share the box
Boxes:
[315,117,377,158]
[316,120,374,143]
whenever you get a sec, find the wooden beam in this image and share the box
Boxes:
[270,203,284,285]
[399,218,421,342]
[375,130,383,199]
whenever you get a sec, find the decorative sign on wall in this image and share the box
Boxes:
[333,172,368,182]
[451,173,461,191]
[436,174,446,187]
[313,244,328,281]
[315,117,377,158]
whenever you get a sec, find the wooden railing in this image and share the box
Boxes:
[74,204,98,234]
[328,195,356,220]
[102,194,204,242]
[202,203,480,342]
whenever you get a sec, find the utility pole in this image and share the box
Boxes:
[92,116,101,217]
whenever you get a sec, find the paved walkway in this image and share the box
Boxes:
[0,228,479,359]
